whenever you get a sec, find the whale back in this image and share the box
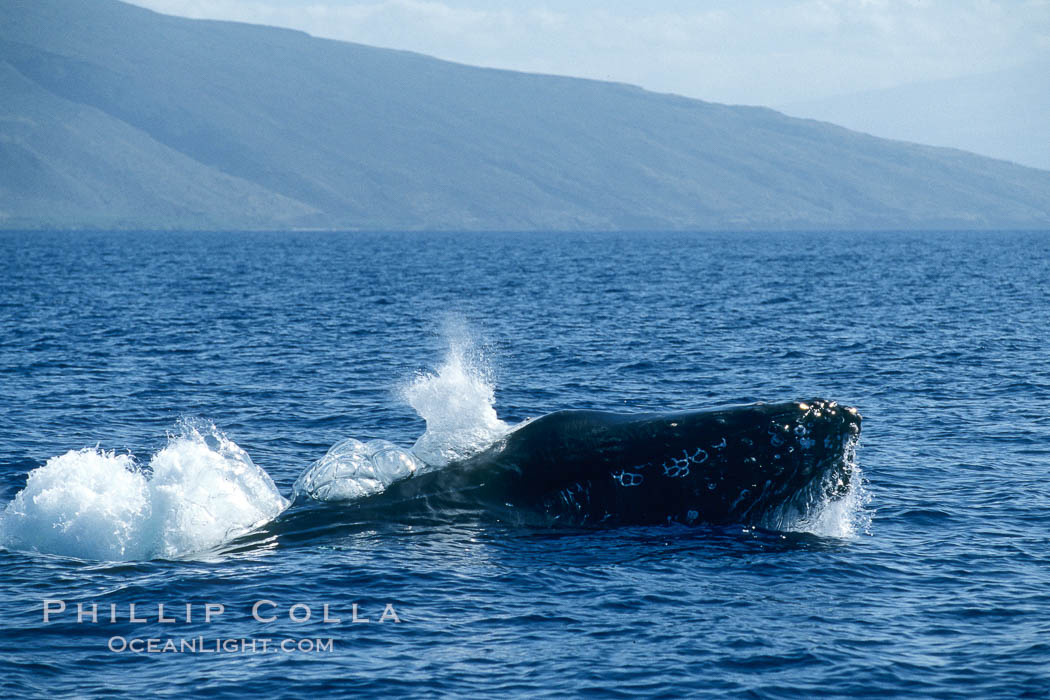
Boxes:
[379,399,860,526]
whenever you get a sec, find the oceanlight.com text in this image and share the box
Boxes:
[107,636,336,654]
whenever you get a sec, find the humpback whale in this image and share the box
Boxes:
[302,398,861,528]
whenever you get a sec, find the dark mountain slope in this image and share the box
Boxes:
[2,0,1049,230]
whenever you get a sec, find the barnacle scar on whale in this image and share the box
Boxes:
[294,398,861,528]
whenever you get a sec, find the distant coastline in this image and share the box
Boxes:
[3,0,1050,232]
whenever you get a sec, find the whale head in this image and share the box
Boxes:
[530,398,863,527]
[345,398,862,530]
[711,398,861,525]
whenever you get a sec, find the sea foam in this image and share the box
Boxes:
[293,325,511,503]
[789,470,872,539]
[767,436,871,539]
[0,422,288,561]
[401,326,511,466]
[291,438,425,502]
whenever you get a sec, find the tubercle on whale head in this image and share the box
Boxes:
[674,398,860,446]
[789,399,861,458]
[569,398,864,527]
[777,398,861,433]
[788,398,861,498]
[691,398,862,511]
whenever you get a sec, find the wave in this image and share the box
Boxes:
[0,326,511,561]
[0,421,288,561]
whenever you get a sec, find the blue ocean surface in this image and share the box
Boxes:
[1,230,1048,697]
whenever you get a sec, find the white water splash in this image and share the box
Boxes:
[293,324,512,503]
[0,421,289,561]
[784,439,872,539]
[402,326,511,466]
[794,479,872,539]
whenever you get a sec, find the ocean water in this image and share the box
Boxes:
[1,230,1048,697]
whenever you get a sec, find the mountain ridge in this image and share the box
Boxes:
[2,0,1050,231]
[780,58,1050,173]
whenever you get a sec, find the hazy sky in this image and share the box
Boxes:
[128,0,1050,106]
